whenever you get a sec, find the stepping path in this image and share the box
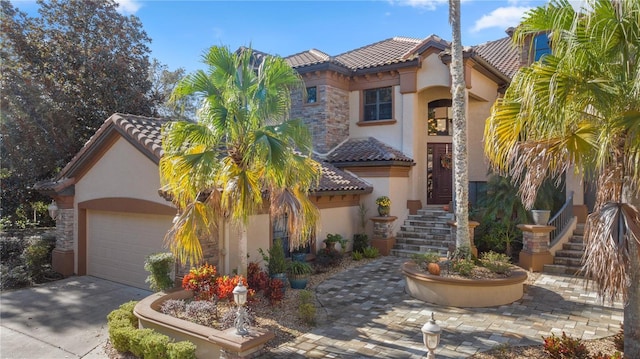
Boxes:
[259,256,623,358]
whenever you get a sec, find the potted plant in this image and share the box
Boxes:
[375,196,391,216]
[530,209,551,225]
[323,233,346,252]
[287,261,313,289]
[291,245,308,262]
[258,238,288,291]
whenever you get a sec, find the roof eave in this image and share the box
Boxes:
[352,58,420,75]
[309,187,374,197]
[329,160,416,167]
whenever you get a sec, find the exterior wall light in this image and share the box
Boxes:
[48,200,59,220]
[422,312,441,359]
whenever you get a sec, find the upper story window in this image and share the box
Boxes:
[363,87,392,121]
[534,33,551,61]
[306,86,317,104]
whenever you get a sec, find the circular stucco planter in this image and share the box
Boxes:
[401,261,528,308]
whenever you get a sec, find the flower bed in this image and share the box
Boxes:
[134,289,274,359]
[401,261,528,307]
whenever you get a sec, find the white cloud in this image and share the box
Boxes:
[116,0,142,15]
[471,6,532,32]
[389,0,448,11]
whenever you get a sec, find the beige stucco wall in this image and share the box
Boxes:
[317,206,359,252]
[75,137,167,205]
[343,52,501,210]
[74,137,174,274]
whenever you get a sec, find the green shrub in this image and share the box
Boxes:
[108,318,136,353]
[351,251,364,261]
[352,233,369,253]
[0,263,30,290]
[107,309,138,328]
[361,246,379,259]
[24,239,54,281]
[129,328,155,357]
[298,289,313,304]
[142,331,171,359]
[258,238,287,275]
[167,341,197,359]
[412,252,440,268]
[145,252,175,292]
[298,302,316,325]
[479,251,512,274]
[0,237,27,263]
[452,258,475,277]
[118,301,139,315]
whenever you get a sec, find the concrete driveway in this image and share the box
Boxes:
[1,276,151,359]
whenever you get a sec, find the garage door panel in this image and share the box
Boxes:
[87,210,173,289]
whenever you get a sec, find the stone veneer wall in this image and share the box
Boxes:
[55,209,75,250]
[291,84,350,153]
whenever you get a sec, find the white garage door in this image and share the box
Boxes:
[87,210,173,289]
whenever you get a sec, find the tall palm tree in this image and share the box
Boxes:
[484,0,640,355]
[449,0,471,255]
[160,46,320,274]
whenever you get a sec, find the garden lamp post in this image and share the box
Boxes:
[422,312,441,359]
[232,281,249,336]
[48,200,59,220]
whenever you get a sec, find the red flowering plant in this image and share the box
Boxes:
[181,263,217,301]
[182,264,255,302]
[215,275,255,302]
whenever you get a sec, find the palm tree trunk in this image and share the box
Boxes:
[449,0,470,252]
[624,183,640,357]
[238,226,248,276]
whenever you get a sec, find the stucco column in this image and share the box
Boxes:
[370,216,397,256]
[447,220,479,257]
[517,224,555,272]
[52,196,75,276]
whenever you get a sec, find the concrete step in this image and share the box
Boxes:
[563,242,585,251]
[399,226,451,235]
[391,248,448,258]
[393,243,449,253]
[570,235,584,243]
[543,264,583,276]
[555,249,585,259]
[574,223,585,235]
[396,231,448,241]
[395,237,449,246]
[553,256,583,266]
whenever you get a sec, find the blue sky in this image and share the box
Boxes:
[11,0,576,74]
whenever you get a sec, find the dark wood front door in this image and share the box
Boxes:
[427,143,453,205]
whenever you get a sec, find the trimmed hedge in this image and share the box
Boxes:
[107,301,197,359]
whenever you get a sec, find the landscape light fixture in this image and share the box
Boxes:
[422,312,441,359]
[232,280,249,336]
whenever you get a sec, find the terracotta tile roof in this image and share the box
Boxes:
[54,113,167,180]
[47,113,369,195]
[285,49,332,68]
[314,161,373,194]
[285,37,429,71]
[472,36,521,79]
[326,137,414,165]
[335,37,423,70]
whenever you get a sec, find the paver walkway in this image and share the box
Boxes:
[260,256,623,358]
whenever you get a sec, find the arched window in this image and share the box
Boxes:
[534,33,551,61]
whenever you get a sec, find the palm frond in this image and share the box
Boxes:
[583,202,640,302]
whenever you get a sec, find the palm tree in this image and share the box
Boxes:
[160,46,320,274]
[484,0,640,355]
[449,0,471,255]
